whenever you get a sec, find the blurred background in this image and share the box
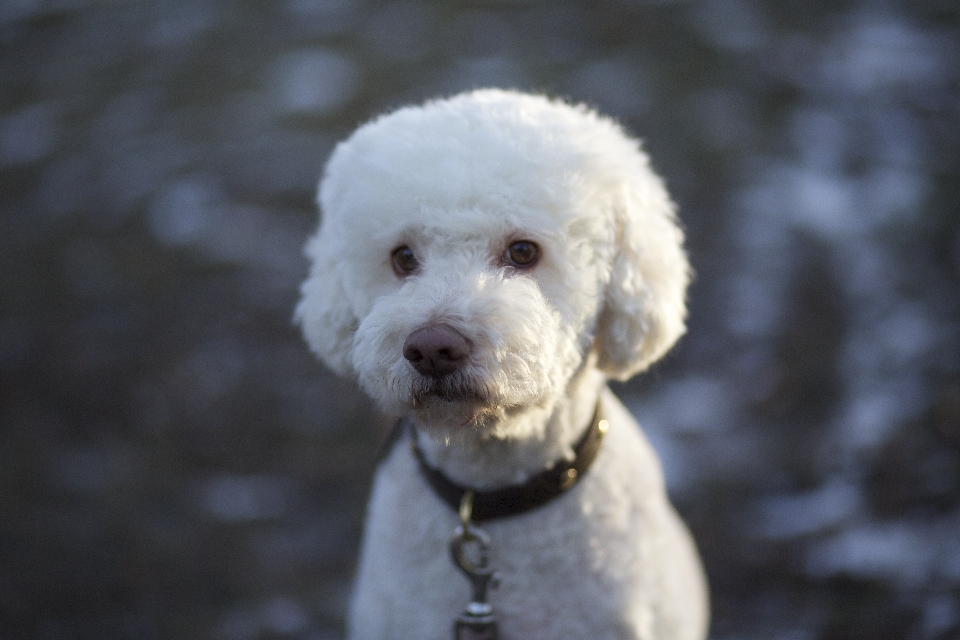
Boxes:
[1,0,959,638]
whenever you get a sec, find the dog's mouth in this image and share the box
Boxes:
[410,375,490,406]
[405,373,508,429]
[399,363,552,431]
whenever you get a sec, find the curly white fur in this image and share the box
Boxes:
[297,90,708,639]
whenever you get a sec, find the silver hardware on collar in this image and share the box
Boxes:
[450,490,500,640]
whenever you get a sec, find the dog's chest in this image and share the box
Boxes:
[348,415,673,640]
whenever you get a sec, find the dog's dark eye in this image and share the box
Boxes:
[505,240,539,268]
[391,245,419,276]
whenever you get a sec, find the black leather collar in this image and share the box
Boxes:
[393,400,608,522]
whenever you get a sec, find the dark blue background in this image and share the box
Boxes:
[2,1,959,638]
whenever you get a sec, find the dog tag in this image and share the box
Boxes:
[451,526,499,640]
[454,609,497,640]
[451,492,499,640]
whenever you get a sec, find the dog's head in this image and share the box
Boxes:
[296,90,690,433]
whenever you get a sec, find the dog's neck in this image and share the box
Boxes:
[412,365,607,490]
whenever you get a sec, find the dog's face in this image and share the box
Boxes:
[297,90,691,437]
[327,182,614,434]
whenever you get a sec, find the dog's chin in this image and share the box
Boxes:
[408,390,494,431]
[378,369,554,435]
[398,375,508,432]
[413,386,485,405]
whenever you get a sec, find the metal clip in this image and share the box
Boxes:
[450,491,499,640]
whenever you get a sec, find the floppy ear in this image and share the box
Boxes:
[294,231,358,378]
[595,170,692,381]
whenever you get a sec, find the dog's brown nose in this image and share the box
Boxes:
[403,325,470,377]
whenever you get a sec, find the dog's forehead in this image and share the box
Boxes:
[325,150,583,227]
[333,196,603,267]
[395,209,563,255]
[323,152,601,251]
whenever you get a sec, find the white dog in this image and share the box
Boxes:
[297,89,709,640]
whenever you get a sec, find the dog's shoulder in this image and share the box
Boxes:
[594,387,668,494]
